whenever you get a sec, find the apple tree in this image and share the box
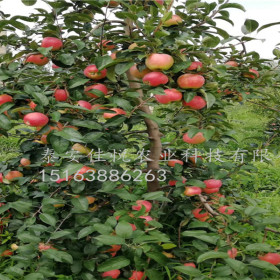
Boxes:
[0,0,280,279]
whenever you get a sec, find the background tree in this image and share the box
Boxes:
[0,0,280,279]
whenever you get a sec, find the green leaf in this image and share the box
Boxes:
[59,54,75,65]
[50,230,72,240]
[197,251,229,263]
[242,19,259,34]
[225,258,248,274]
[146,252,169,265]
[70,120,102,130]
[115,221,133,238]
[42,249,73,264]
[24,273,44,280]
[246,243,273,252]
[30,92,49,106]
[17,232,41,243]
[142,191,171,202]
[37,46,52,56]
[59,163,83,178]
[258,21,280,33]
[145,269,164,280]
[54,128,84,142]
[115,62,134,75]
[69,78,90,89]
[49,135,70,153]
[95,56,114,70]
[250,260,279,273]
[174,266,202,277]
[71,197,89,212]
[39,213,56,227]
[219,3,246,12]
[78,226,95,239]
[202,91,216,109]
[10,201,32,213]
[0,114,12,130]
[0,103,14,115]
[202,36,220,48]
[97,256,130,272]
[182,231,219,244]
[0,203,10,214]
[0,273,12,280]
[95,235,125,245]
[186,179,206,188]
[73,40,85,50]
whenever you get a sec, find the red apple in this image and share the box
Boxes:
[258,253,280,265]
[77,100,92,110]
[84,65,107,80]
[155,0,164,4]
[168,176,186,186]
[92,104,106,110]
[110,52,117,60]
[108,1,119,8]
[192,208,208,219]
[225,61,238,67]
[5,171,23,181]
[183,263,196,268]
[146,53,174,70]
[129,65,151,79]
[182,96,206,110]
[132,200,152,212]
[26,54,49,66]
[227,248,238,259]
[187,61,203,71]
[54,89,69,101]
[143,72,169,86]
[204,179,222,189]
[23,112,49,127]
[177,74,205,89]
[20,158,31,167]
[130,223,137,231]
[155,88,182,104]
[0,173,3,183]
[183,132,206,144]
[243,69,259,79]
[38,243,56,251]
[0,94,13,106]
[52,63,60,69]
[139,215,153,222]
[184,186,202,196]
[41,37,63,51]
[167,159,183,167]
[218,206,234,215]
[102,269,121,279]
[1,250,13,257]
[203,188,220,194]
[129,271,146,280]
[103,108,126,119]
[84,84,108,98]
[29,101,37,110]
[98,39,115,51]
[163,14,183,27]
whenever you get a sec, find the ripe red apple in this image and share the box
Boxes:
[23,112,49,127]
[143,72,169,87]
[5,171,23,181]
[129,271,146,280]
[110,52,117,60]
[184,186,202,196]
[192,208,208,219]
[258,253,280,265]
[163,14,183,27]
[203,188,220,194]
[129,65,151,79]
[218,206,234,215]
[225,61,238,67]
[155,88,182,104]
[183,263,196,268]
[243,69,259,79]
[177,74,205,89]
[84,65,107,80]
[183,132,206,144]
[38,243,56,251]
[168,176,186,186]
[84,84,108,98]
[26,54,49,66]
[130,223,137,231]
[103,108,126,119]
[20,158,31,166]
[167,159,183,167]
[102,269,121,279]
[132,200,152,212]
[98,40,115,50]
[187,61,203,71]
[227,248,238,259]
[1,250,13,257]
[54,89,69,101]
[0,173,3,183]
[204,179,222,189]
[139,215,153,222]
[41,37,63,51]
[0,94,13,106]
[77,100,92,110]
[108,1,119,8]
[52,63,60,69]
[155,0,164,4]
[145,53,174,70]
[182,96,206,110]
